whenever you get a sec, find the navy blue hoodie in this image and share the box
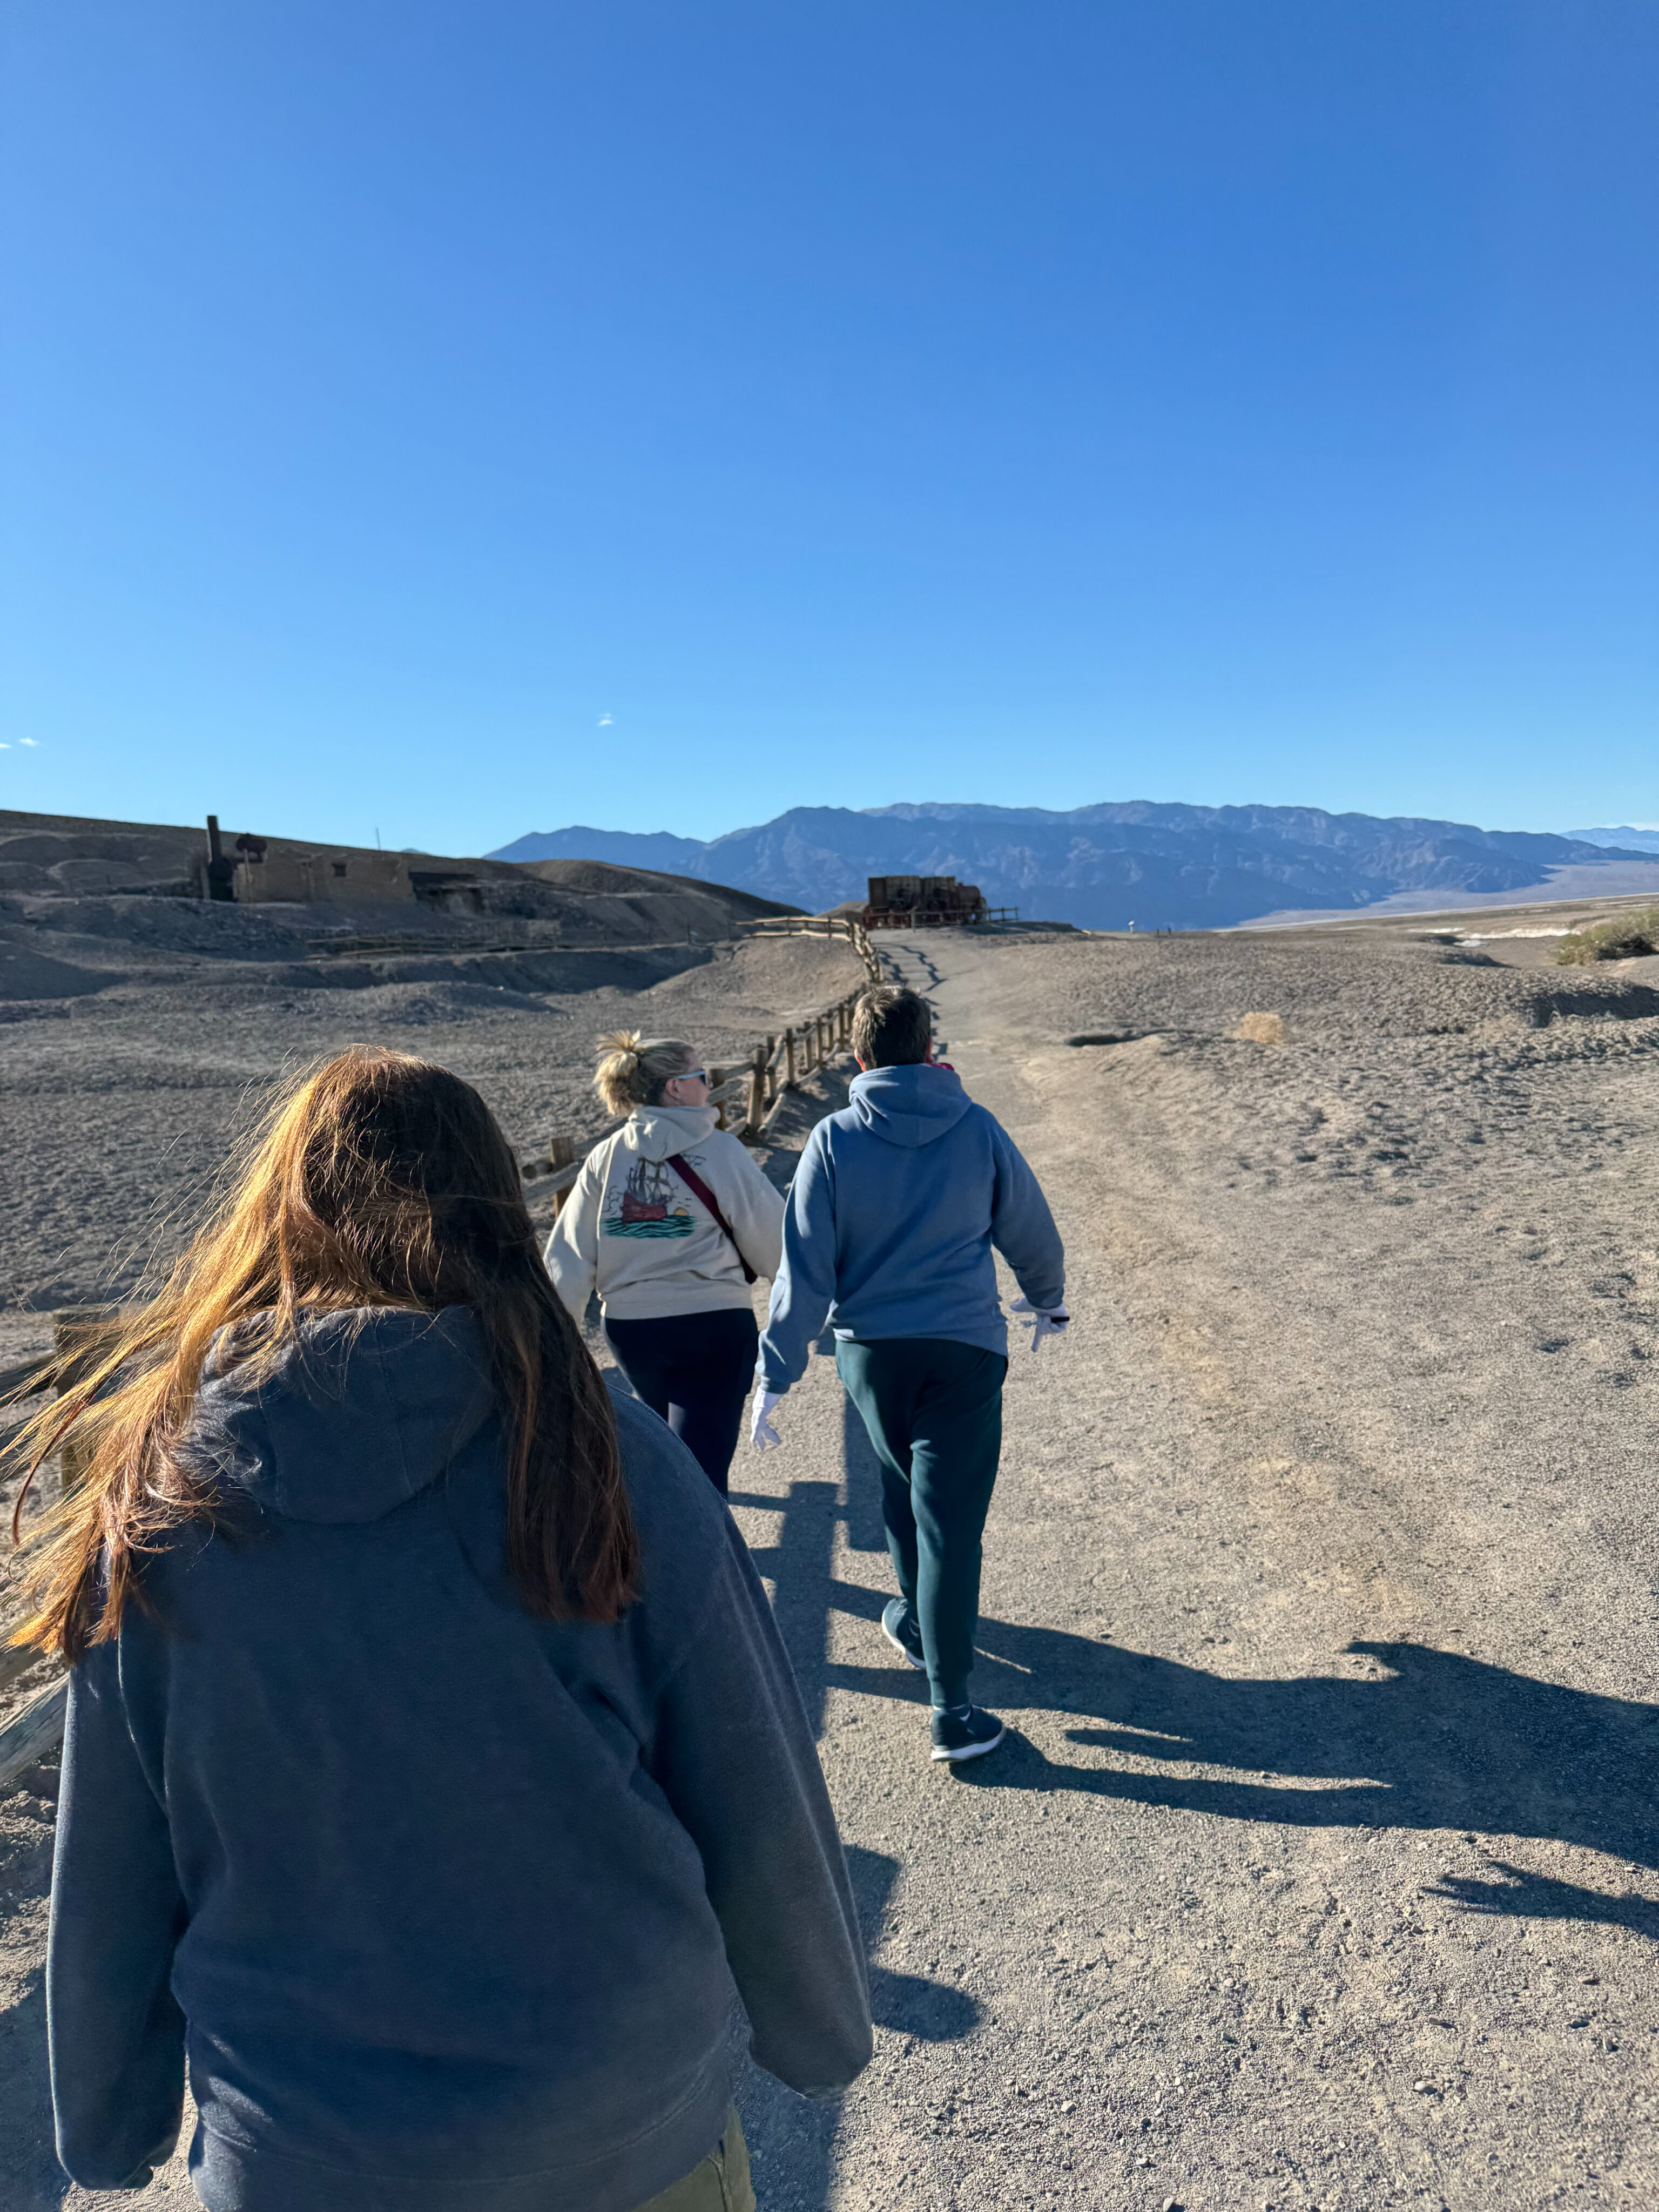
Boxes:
[758,1063,1065,1390]
[47,1308,871,2211]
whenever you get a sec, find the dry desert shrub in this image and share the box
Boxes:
[1554,907,1659,965]
[1232,1010,1287,1044]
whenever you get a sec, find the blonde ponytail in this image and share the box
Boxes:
[593,1031,695,1116]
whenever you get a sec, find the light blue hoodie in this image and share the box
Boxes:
[758,1063,1065,1390]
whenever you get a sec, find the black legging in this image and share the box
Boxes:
[602,1307,759,1495]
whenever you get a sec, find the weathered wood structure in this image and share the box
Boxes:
[864,875,1015,928]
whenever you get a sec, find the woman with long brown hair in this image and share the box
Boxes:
[10,1048,868,2212]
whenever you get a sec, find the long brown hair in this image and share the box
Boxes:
[6,1047,637,1661]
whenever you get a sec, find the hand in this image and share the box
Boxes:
[1011,1296,1070,1354]
[751,1386,784,1451]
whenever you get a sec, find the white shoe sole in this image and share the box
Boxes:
[881,1617,927,1670]
[930,1722,1006,1763]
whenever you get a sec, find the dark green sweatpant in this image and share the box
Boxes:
[835,1336,1008,1711]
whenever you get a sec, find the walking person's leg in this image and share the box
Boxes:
[836,1342,923,1610]
[662,1310,759,1494]
[836,1341,925,1638]
[603,1315,675,1424]
[903,1348,1006,1711]
[606,1310,759,1494]
[837,1338,1007,1752]
[630,2107,755,2211]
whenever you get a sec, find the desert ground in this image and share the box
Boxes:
[4,908,1658,2210]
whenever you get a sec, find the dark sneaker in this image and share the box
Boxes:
[881,1597,927,1671]
[929,1705,1006,1763]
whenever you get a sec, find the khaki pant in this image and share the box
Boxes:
[632,2109,755,2212]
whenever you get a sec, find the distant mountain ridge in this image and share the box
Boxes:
[490,803,1656,931]
[1568,826,1659,855]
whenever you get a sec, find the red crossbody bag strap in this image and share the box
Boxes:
[665,1155,758,1283]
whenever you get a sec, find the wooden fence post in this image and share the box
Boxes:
[0,1679,69,1793]
[547,1136,577,1217]
[785,1028,796,1088]
[747,1044,768,1132]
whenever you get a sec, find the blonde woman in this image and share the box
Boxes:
[548,1031,785,1493]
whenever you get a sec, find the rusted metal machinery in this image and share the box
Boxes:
[863,874,1004,929]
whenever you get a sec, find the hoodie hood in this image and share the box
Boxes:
[848,1063,973,1149]
[623,1104,721,1162]
[185,1306,496,1525]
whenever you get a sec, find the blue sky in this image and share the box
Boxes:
[2,2,1655,853]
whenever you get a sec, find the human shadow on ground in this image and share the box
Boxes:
[943,1623,1659,1895]
[733,1476,1659,1926]
[732,1419,973,2210]
[1422,1862,1659,1937]
[0,1961,72,2212]
[737,1841,976,2212]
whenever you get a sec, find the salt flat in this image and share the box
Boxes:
[3,919,1657,2210]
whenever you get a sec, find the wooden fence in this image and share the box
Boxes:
[308,910,884,963]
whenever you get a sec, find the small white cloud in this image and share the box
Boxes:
[597,712,613,727]
[18,736,39,747]
[0,741,10,750]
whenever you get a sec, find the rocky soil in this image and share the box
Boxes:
[4,916,1658,2209]
[0,920,864,1316]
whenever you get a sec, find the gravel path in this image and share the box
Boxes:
[733,925,1659,2211]
[4,922,1658,2209]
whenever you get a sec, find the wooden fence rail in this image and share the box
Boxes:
[741,912,882,981]
[0,1680,66,1791]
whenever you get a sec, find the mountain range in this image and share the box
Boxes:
[490,804,1659,931]
[1566,826,1659,855]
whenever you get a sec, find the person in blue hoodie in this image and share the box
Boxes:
[751,984,1068,1764]
[8,1047,870,2212]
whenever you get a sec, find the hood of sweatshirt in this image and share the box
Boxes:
[623,1104,721,1162]
[184,1306,496,1525]
[848,1063,973,1149]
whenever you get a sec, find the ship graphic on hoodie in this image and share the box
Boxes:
[609,1156,696,1239]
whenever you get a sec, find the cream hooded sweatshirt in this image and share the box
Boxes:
[545,1104,786,1321]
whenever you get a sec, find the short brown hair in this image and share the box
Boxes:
[851,985,932,1067]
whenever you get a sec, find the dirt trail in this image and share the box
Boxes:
[733,927,1659,2211]
[4,923,1657,2209]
